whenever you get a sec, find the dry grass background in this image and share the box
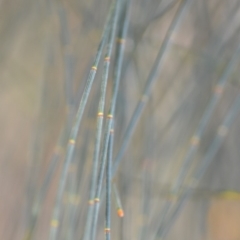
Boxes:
[1,0,240,240]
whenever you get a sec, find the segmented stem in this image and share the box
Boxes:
[48,3,115,239]
[82,1,119,240]
[155,93,240,240]
[105,128,114,240]
[112,0,193,176]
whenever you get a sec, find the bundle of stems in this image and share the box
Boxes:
[154,93,240,240]
[20,0,240,239]
[150,43,240,239]
[82,1,121,240]
[112,0,193,176]
[48,2,117,239]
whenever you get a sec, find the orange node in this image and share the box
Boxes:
[94,198,100,203]
[104,56,110,62]
[91,66,97,71]
[107,114,113,119]
[50,219,59,228]
[117,208,124,217]
[116,38,125,44]
[97,112,104,117]
[69,139,75,145]
[104,228,111,233]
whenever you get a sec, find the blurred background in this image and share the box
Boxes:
[1,0,240,239]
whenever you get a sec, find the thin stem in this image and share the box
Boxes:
[91,1,127,239]
[155,93,240,240]
[48,3,115,239]
[151,43,240,239]
[112,0,193,177]
[105,128,114,240]
[65,94,101,240]
[23,39,59,240]
[172,44,240,194]
[119,0,179,97]
[151,43,240,238]
[25,39,54,236]
[139,162,151,240]
[82,1,119,240]
[57,3,76,130]
[113,183,124,218]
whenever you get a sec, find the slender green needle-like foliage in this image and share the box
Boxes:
[152,44,240,237]
[56,3,76,129]
[26,40,55,234]
[48,5,76,240]
[2,0,240,240]
[113,183,124,217]
[25,5,75,240]
[112,0,193,177]
[139,163,152,240]
[120,0,179,90]
[172,44,240,194]
[105,128,114,240]
[23,131,65,240]
[23,38,66,240]
[82,1,119,240]
[48,3,115,239]
[91,1,129,239]
[64,92,102,240]
[154,93,240,240]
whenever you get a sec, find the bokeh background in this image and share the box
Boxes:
[1,0,240,239]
